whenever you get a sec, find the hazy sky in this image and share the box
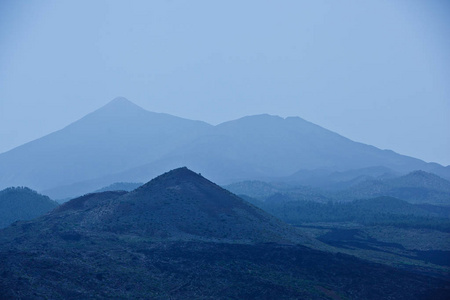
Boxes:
[1,0,449,165]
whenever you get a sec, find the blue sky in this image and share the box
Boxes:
[1,0,449,165]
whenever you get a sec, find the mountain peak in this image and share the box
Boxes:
[101,96,143,111]
[110,96,132,104]
[137,167,202,189]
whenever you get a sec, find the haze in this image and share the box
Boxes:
[0,0,449,165]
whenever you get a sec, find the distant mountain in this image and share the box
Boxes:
[225,181,330,203]
[226,170,450,205]
[1,97,449,199]
[0,97,212,193]
[0,168,448,299]
[281,166,399,190]
[0,187,58,228]
[94,182,143,193]
[339,171,450,204]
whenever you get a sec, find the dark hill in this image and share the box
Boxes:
[0,187,58,228]
[48,168,312,244]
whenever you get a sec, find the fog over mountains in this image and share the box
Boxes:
[0,97,448,199]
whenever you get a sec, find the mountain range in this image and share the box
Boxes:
[226,170,450,205]
[0,97,448,200]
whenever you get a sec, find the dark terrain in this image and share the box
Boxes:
[0,168,449,299]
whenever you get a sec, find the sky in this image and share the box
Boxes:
[0,0,449,165]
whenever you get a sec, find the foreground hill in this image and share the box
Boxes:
[0,187,58,228]
[0,97,448,199]
[0,168,448,299]
[50,167,309,244]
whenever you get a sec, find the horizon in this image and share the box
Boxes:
[1,1,449,165]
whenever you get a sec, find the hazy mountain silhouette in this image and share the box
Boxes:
[0,97,211,192]
[0,168,448,299]
[0,187,58,228]
[281,166,399,190]
[0,97,448,199]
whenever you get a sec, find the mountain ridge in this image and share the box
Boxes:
[1,97,448,199]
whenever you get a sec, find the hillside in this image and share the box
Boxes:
[0,187,58,228]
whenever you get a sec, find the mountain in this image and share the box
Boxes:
[0,97,212,192]
[1,97,449,199]
[0,187,58,228]
[0,168,448,299]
